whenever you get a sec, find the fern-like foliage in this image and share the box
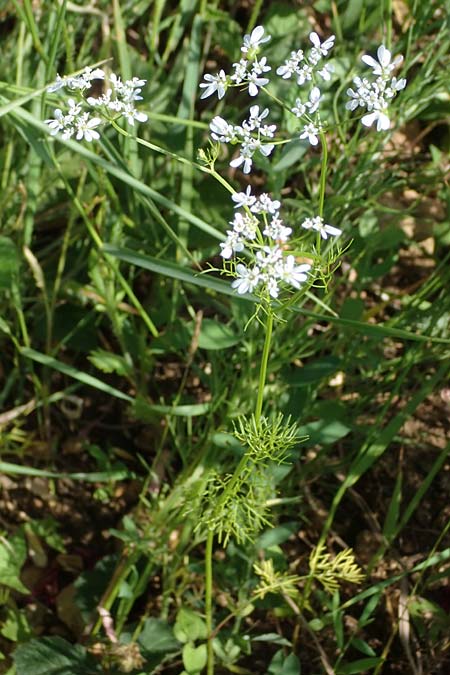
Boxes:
[309,543,365,594]
[193,414,300,545]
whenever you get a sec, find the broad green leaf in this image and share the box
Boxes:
[138,618,180,654]
[337,657,382,674]
[1,608,32,642]
[198,319,241,350]
[88,349,133,376]
[284,356,341,386]
[0,531,29,594]
[298,420,350,445]
[13,637,101,675]
[257,524,298,549]
[182,643,207,674]
[74,555,118,622]
[268,649,301,675]
[174,608,207,643]
[252,634,292,647]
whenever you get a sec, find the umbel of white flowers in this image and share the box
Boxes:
[201,26,336,157]
[217,186,342,300]
[199,25,407,298]
[346,45,407,131]
[200,26,347,299]
[45,67,148,141]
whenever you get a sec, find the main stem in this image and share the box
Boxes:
[205,528,214,675]
[204,306,274,675]
[255,307,274,424]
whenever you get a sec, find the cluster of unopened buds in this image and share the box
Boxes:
[45,67,148,141]
[200,25,406,299]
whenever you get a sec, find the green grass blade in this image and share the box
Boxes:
[0,461,134,482]
[22,347,133,402]
[103,245,249,299]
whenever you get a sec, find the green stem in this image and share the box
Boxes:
[385,0,392,50]
[255,307,273,424]
[318,130,328,219]
[205,528,214,675]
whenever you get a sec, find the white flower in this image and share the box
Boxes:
[387,77,407,95]
[231,58,248,84]
[232,185,257,209]
[291,99,306,118]
[243,105,269,130]
[75,114,102,141]
[232,263,262,294]
[65,98,82,122]
[247,62,270,96]
[300,216,341,239]
[362,45,403,77]
[84,67,105,81]
[309,32,335,57]
[47,74,68,93]
[210,116,236,142]
[231,212,258,239]
[263,213,292,242]
[300,123,320,146]
[126,76,146,88]
[121,103,148,125]
[306,86,322,114]
[266,277,280,298]
[45,108,65,134]
[252,193,281,214]
[279,256,311,288]
[317,63,334,81]
[361,109,391,131]
[199,70,228,100]
[256,245,283,269]
[296,64,313,85]
[220,230,245,259]
[241,26,271,55]
[276,50,304,79]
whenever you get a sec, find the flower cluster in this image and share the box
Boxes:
[300,215,341,240]
[200,26,347,299]
[276,32,335,84]
[220,187,312,299]
[278,32,335,146]
[210,105,276,174]
[45,67,148,141]
[200,25,271,100]
[346,45,406,131]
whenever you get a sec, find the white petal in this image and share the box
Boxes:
[309,31,320,48]
[361,54,379,70]
[377,112,391,130]
[377,45,391,67]
[230,156,245,168]
[324,224,342,237]
[252,26,265,42]
[361,111,378,127]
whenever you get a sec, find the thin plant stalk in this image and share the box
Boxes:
[205,303,274,675]
[255,307,274,424]
[205,528,214,675]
